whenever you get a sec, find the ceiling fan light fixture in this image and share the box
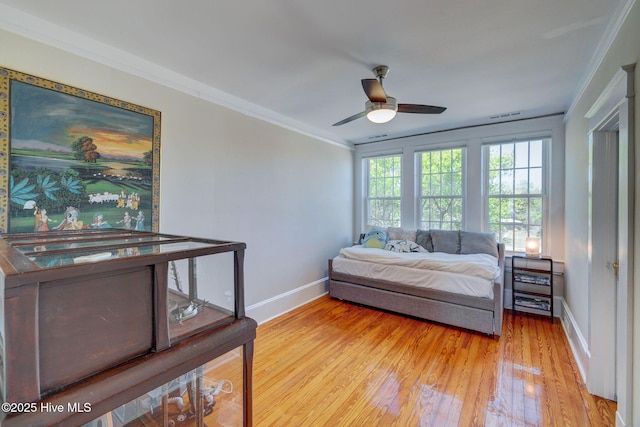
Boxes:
[365,97,398,123]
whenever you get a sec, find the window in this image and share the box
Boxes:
[365,155,401,227]
[417,148,464,230]
[485,139,546,252]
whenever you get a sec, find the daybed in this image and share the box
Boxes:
[328,228,505,335]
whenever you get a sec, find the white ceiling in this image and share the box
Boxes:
[0,0,629,146]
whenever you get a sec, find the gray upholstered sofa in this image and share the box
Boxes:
[329,228,505,336]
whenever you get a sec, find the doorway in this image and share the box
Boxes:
[585,63,634,425]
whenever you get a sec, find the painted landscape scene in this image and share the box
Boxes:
[8,80,158,233]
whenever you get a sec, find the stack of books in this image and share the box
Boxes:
[514,273,550,286]
[515,295,550,311]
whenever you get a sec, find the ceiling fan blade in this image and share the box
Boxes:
[332,111,367,126]
[397,103,446,114]
[361,79,387,102]
[398,104,447,114]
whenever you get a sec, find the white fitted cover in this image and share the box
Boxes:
[333,246,500,299]
[338,246,500,280]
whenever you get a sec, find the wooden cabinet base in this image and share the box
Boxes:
[1,317,256,427]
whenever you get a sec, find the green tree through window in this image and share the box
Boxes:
[366,155,401,227]
[486,139,545,252]
[418,148,464,230]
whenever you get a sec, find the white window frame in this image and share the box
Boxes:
[363,154,402,228]
[483,137,549,253]
[416,147,466,230]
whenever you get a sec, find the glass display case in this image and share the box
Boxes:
[0,229,255,427]
[84,348,246,427]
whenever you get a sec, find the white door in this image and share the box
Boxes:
[588,131,618,400]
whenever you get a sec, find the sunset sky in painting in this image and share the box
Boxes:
[10,80,153,159]
[66,127,151,158]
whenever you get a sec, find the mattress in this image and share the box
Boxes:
[338,246,500,280]
[331,256,495,299]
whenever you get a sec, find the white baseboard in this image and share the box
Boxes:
[559,297,590,383]
[246,277,328,325]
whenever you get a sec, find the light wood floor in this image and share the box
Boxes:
[253,295,616,427]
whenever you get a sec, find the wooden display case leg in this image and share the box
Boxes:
[243,340,254,427]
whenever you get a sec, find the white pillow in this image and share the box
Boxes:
[384,240,428,253]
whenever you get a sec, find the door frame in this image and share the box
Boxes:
[585,63,635,426]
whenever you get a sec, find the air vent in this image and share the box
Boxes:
[368,134,388,140]
[489,111,523,120]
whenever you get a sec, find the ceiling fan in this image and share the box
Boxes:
[332,65,446,126]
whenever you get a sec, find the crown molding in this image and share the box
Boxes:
[0,3,353,151]
[565,0,637,120]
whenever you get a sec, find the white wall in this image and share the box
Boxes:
[563,1,640,424]
[354,115,566,260]
[0,28,354,322]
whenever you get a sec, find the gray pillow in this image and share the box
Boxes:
[430,230,460,254]
[415,229,433,252]
[460,231,499,258]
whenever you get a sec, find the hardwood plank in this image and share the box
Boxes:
[253,296,616,426]
[457,332,498,426]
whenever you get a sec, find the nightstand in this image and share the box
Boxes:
[511,255,553,322]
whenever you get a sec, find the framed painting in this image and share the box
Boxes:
[0,67,160,233]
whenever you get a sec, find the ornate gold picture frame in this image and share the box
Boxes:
[0,67,160,233]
